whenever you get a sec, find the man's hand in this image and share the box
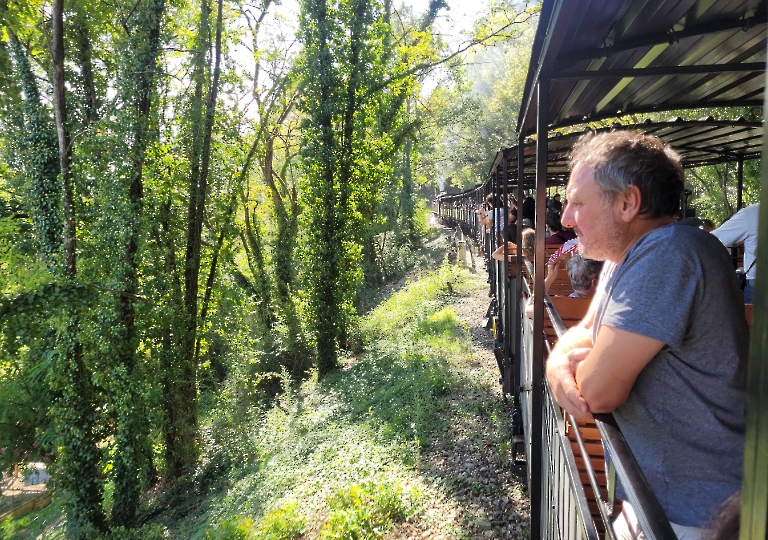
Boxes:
[547,347,591,418]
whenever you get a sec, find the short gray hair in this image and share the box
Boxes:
[570,131,684,219]
[566,255,603,291]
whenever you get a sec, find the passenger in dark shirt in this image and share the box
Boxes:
[548,193,562,213]
[545,212,571,245]
[522,197,535,222]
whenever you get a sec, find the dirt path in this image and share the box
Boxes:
[389,224,531,540]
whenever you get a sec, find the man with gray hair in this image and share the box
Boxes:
[545,131,747,539]
[565,255,602,298]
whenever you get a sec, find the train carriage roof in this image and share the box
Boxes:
[438,117,763,200]
[476,118,764,191]
[517,0,767,135]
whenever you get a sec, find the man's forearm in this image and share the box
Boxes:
[550,324,592,358]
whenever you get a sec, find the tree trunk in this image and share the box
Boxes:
[49,5,108,534]
[73,15,99,123]
[8,32,61,268]
[399,102,416,245]
[111,0,166,526]
[173,0,224,477]
[52,0,75,279]
[312,0,341,375]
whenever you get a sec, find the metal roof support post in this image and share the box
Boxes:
[490,171,499,306]
[515,141,525,381]
[737,157,744,211]
[531,77,549,540]
[740,68,768,540]
[512,140,525,458]
[503,156,512,396]
[496,169,504,320]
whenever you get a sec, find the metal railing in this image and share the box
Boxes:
[542,291,677,540]
[520,265,597,540]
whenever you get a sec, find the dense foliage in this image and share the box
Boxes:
[0,0,538,536]
[3,0,751,537]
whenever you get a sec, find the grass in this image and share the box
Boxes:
[11,263,514,539]
[1,498,64,540]
[175,264,476,539]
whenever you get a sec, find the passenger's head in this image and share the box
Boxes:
[678,217,704,228]
[707,493,740,540]
[521,229,535,258]
[569,131,684,218]
[546,212,563,233]
[701,218,716,232]
[563,131,683,261]
[521,218,533,230]
[554,194,561,201]
[566,255,603,297]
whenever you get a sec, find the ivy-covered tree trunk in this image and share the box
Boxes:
[172,0,224,477]
[50,1,107,535]
[10,25,107,535]
[243,204,275,332]
[110,0,166,526]
[262,133,309,375]
[72,14,99,123]
[399,107,416,245]
[300,0,342,375]
[8,33,61,269]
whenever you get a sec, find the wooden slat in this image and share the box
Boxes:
[551,296,592,322]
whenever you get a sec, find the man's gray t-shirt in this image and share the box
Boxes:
[593,223,747,527]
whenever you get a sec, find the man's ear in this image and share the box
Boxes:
[618,184,642,222]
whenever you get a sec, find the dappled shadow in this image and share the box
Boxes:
[324,285,530,539]
[357,229,452,315]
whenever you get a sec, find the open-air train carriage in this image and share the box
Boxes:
[436,0,768,537]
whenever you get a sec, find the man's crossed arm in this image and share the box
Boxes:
[546,301,664,418]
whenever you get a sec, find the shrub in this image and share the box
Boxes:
[206,516,253,540]
[253,499,306,540]
[105,524,166,539]
[320,479,419,539]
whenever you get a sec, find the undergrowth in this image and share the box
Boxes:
[183,264,473,539]
[9,264,484,539]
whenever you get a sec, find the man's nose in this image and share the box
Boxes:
[562,206,575,228]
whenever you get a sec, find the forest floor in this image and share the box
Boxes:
[381,232,532,539]
[6,223,530,540]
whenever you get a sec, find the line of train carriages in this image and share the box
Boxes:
[435,0,768,538]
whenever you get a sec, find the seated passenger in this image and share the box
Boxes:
[521,229,535,258]
[544,238,579,293]
[490,229,535,263]
[565,255,603,298]
[522,196,535,222]
[700,218,716,232]
[545,212,570,245]
[546,131,746,539]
